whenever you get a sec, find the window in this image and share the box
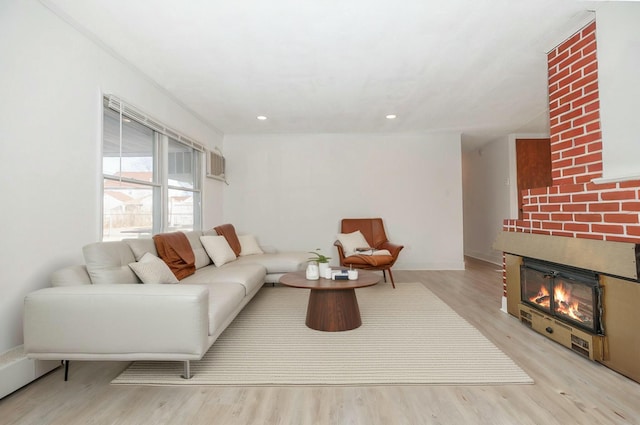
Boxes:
[102,96,203,241]
[167,138,201,230]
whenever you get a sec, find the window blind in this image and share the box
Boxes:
[105,94,205,153]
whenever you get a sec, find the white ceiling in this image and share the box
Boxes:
[43,0,598,148]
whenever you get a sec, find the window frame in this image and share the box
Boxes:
[101,95,204,240]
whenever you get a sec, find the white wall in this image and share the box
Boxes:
[596,2,640,181]
[462,134,548,264]
[0,1,223,354]
[222,132,465,270]
[462,137,512,265]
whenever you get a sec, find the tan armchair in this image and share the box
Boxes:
[334,218,404,288]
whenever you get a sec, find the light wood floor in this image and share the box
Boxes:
[2,258,639,425]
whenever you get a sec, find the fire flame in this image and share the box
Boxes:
[529,285,550,308]
[529,282,584,323]
[554,283,582,322]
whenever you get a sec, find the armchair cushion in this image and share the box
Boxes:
[342,254,394,267]
[337,230,370,257]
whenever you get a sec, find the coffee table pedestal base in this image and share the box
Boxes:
[306,288,361,332]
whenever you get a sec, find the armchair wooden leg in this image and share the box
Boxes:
[382,270,387,283]
[387,269,396,289]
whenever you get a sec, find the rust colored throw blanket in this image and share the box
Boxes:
[214,223,242,256]
[153,232,196,280]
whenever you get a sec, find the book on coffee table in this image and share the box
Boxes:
[331,270,349,280]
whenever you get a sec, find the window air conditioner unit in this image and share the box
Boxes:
[206,150,226,182]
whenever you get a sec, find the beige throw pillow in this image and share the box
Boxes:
[128,252,179,284]
[238,234,264,256]
[200,235,237,267]
[337,230,370,257]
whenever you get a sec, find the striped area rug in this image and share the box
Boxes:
[112,283,533,386]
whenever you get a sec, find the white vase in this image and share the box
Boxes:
[306,262,319,280]
[318,262,330,279]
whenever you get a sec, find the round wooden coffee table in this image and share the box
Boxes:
[279,269,380,332]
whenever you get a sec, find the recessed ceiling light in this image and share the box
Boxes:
[386,114,397,120]
[257,115,267,121]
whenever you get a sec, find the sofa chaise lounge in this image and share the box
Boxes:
[23,225,308,379]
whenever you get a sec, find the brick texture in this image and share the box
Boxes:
[548,21,603,187]
[503,21,640,244]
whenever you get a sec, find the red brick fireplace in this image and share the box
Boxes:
[497,21,640,383]
[504,21,640,241]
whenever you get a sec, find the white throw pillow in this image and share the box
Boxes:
[238,234,264,256]
[337,230,371,257]
[200,235,237,267]
[128,252,179,284]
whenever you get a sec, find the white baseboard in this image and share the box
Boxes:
[0,346,59,399]
[396,261,466,270]
[464,251,503,266]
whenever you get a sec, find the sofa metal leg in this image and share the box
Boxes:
[181,361,192,379]
[63,360,69,381]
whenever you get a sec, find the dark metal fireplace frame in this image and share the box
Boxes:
[520,258,604,335]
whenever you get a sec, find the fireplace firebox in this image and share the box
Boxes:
[520,258,603,335]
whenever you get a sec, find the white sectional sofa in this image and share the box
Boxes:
[23,227,308,379]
